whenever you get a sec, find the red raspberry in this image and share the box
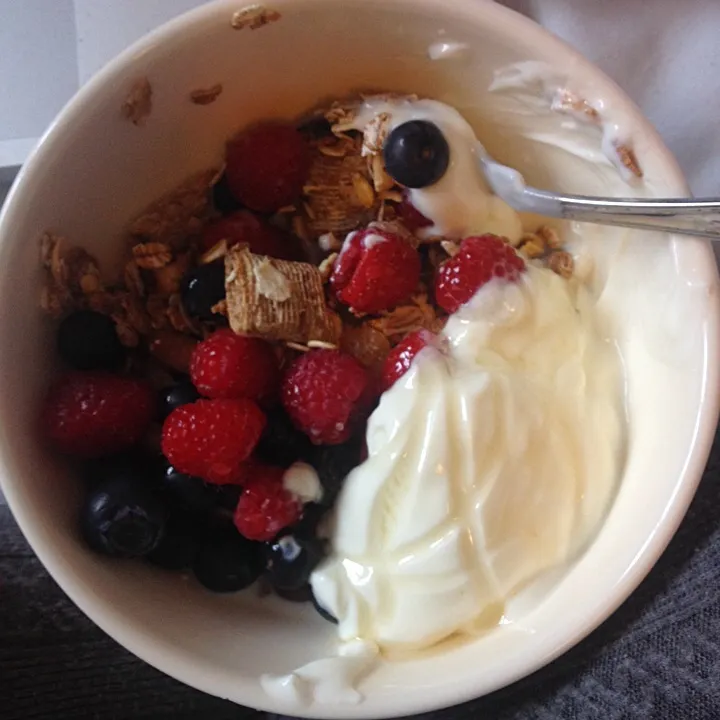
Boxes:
[330,227,421,314]
[435,234,525,313]
[161,398,266,484]
[225,123,310,213]
[41,372,154,458]
[190,329,279,402]
[282,350,370,445]
[199,210,303,260]
[382,330,441,391]
[397,194,432,232]
[233,465,302,541]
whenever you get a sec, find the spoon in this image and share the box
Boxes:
[478,151,720,240]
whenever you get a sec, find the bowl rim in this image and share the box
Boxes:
[1,0,719,717]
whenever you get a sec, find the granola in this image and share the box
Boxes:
[190,84,224,105]
[121,78,153,126]
[230,4,281,30]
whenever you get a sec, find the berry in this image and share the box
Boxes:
[57,310,125,371]
[211,172,244,215]
[233,466,302,541]
[275,585,313,603]
[190,329,279,402]
[146,514,198,570]
[162,464,221,513]
[383,120,450,189]
[225,123,310,213]
[312,592,338,624]
[397,193,433,232]
[180,260,225,321]
[382,330,438,390]
[80,476,166,557]
[42,372,155,458]
[199,210,303,260]
[192,525,264,592]
[265,530,326,591]
[282,350,370,445]
[255,407,314,468]
[434,234,525,313]
[310,435,364,506]
[157,381,200,420]
[330,227,421,314]
[161,398,266,484]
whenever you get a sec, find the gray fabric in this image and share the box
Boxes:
[1,427,719,719]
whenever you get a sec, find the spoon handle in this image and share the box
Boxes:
[518,188,720,239]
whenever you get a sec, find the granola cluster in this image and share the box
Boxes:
[42,92,584,388]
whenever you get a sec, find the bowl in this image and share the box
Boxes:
[0,0,718,717]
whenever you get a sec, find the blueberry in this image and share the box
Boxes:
[180,260,225,321]
[311,435,364,506]
[212,172,244,215]
[146,514,198,570]
[162,464,235,515]
[158,381,200,420]
[83,450,161,488]
[265,530,326,591]
[312,592,338,624]
[193,526,264,592]
[80,476,166,557]
[57,310,125,371]
[275,585,313,603]
[256,408,314,468]
[383,120,450,189]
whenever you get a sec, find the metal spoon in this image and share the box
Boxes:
[479,151,720,240]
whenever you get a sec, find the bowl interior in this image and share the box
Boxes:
[0,0,717,718]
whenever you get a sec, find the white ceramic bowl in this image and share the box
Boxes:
[0,1,718,717]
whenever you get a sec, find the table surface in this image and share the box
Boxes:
[2,426,720,720]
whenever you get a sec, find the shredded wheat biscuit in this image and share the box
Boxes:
[225,245,338,344]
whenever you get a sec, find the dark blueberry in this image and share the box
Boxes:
[265,530,326,591]
[57,310,125,371]
[214,484,243,512]
[83,450,161,488]
[312,592,338,624]
[80,476,166,557]
[292,502,327,535]
[212,172,244,215]
[162,464,234,516]
[146,514,198,570]
[158,381,200,420]
[383,120,450,189]
[180,260,225,321]
[256,408,314,468]
[311,435,364,506]
[193,526,264,592]
[274,584,313,603]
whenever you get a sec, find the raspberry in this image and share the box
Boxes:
[225,123,310,213]
[199,210,303,260]
[330,227,421,314]
[434,234,525,313]
[161,398,266,485]
[190,329,279,402]
[282,350,370,445]
[41,372,154,458]
[397,194,433,232]
[382,330,440,390]
[233,466,302,541]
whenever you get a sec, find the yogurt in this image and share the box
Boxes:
[311,264,624,650]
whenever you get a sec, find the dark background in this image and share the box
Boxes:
[1,426,719,720]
